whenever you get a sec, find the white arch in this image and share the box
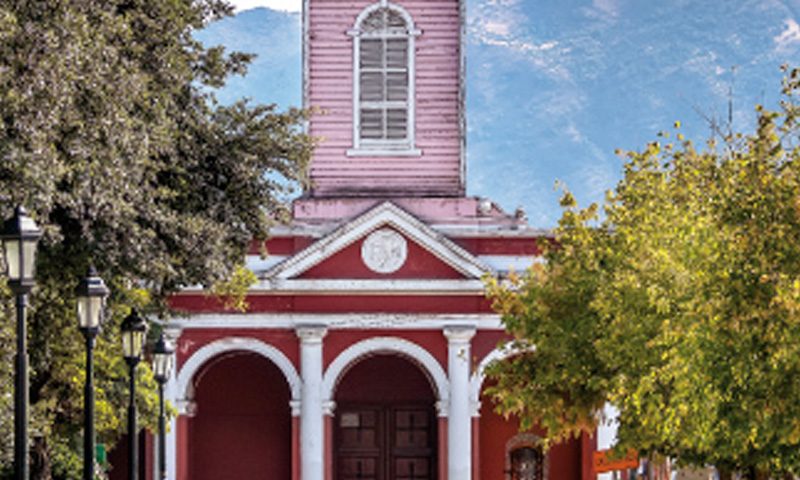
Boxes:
[321,337,449,403]
[176,337,301,402]
[469,344,527,409]
[352,0,419,33]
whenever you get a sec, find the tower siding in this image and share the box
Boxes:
[307,0,463,197]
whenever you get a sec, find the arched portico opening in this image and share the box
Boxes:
[188,351,293,480]
[472,348,583,480]
[332,353,439,480]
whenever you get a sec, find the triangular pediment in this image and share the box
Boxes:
[262,202,489,281]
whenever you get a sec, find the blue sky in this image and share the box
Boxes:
[200,0,800,227]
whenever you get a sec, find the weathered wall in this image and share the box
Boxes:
[188,353,293,480]
[307,0,464,196]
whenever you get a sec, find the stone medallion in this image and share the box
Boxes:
[361,228,408,274]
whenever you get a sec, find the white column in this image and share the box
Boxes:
[444,326,476,480]
[297,325,327,480]
[163,379,178,480]
[161,328,182,480]
[597,403,619,480]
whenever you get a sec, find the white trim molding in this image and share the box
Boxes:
[346,148,421,157]
[254,278,485,294]
[469,344,520,414]
[347,1,422,155]
[168,313,502,331]
[458,0,467,193]
[321,336,449,405]
[262,201,490,280]
[479,255,544,273]
[176,337,302,403]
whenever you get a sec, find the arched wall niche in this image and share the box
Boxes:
[322,336,449,407]
[176,337,301,404]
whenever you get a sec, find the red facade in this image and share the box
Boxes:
[120,1,600,479]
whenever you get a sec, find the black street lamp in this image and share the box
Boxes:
[120,310,147,480]
[152,333,174,480]
[1,206,42,480]
[75,267,109,480]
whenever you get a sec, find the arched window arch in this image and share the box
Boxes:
[347,1,421,156]
[509,447,545,480]
[505,433,548,480]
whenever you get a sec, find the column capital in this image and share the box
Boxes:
[323,400,337,417]
[162,325,182,345]
[175,399,197,417]
[290,400,302,417]
[443,325,476,344]
[470,400,482,418]
[436,400,449,418]
[296,324,328,344]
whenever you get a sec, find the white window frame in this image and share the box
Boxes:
[347,0,422,157]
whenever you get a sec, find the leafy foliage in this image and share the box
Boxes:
[485,67,800,476]
[0,0,312,477]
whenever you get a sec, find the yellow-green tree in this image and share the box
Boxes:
[486,68,800,478]
[0,0,311,477]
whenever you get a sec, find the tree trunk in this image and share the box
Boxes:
[30,436,51,480]
[739,466,770,480]
[717,467,733,480]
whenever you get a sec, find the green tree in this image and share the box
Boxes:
[0,0,312,477]
[485,67,800,479]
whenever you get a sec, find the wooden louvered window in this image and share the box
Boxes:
[348,4,421,156]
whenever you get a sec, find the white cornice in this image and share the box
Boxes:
[254,278,485,294]
[178,278,485,294]
[167,313,501,330]
[263,201,490,280]
[267,221,552,239]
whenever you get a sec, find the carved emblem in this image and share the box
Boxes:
[361,228,408,273]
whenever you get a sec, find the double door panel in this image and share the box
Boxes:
[336,405,436,480]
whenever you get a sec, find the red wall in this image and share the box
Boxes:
[452,238,544,256]
[472,330,510,369]
[107,431,151,480]
[335,354,437,403]
[299,230,465,279]
[324,329,447,371]
[176,329,299,370]
[189,352,292,480]
[478,388,582,480]
[169,294,494,315]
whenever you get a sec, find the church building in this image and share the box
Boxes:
[156,0,598,478]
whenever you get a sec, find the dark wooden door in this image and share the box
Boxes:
[336,405,436,480]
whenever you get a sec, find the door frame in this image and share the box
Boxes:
[334,402,438,480]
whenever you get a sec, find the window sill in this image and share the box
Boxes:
[346,148,422,157]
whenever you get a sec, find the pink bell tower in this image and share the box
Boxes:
[156,2,598,480]
[303,0,465,198]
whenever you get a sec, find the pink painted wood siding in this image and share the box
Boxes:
[307,0,463,197]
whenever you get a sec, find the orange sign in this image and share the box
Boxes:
[593,449,639,473]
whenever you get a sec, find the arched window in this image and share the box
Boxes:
[347,2,421,156]
[509,447,544,480]
[505,433,548,480]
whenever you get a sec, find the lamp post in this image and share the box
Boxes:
[121,310,147,480]
[75,267,109,480]
[1,206,42,480]
[152,332,174,480]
